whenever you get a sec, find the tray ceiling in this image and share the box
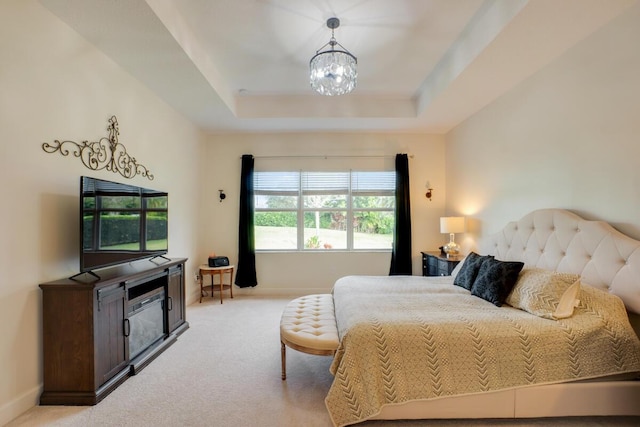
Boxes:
[40,0,634,133]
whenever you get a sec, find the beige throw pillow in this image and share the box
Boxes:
[506,268,581,320]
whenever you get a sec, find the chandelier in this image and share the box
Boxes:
[309,17,357,96]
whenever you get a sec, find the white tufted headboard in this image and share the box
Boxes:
[482,209,640,314]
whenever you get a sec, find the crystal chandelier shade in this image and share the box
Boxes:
[310,18,357,96]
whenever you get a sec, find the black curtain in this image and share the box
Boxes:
[235,154,257,287]
[389,153,413,275]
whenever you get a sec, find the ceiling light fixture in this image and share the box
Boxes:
[309,17,357,96]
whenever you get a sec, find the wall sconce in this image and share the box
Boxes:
[425,188,433,201]
[218,190,226,202]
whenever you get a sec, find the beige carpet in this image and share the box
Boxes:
[7,296,640,427]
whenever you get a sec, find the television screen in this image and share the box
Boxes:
[80,176,168,273]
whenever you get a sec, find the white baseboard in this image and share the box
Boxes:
[233,287,331,297]
[0,384,41,426]
[186,286,332,305]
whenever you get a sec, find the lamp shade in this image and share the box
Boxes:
[440,217,465,234]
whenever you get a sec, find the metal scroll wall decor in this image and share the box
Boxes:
[42,115,154,180]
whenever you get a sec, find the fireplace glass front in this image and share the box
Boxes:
[128,288,165,359]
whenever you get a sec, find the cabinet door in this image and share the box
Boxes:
[427,255,439,276]
[438,259,460,276]
[167,265,185,333]
[437,259,449,276]
[95,285,128,387]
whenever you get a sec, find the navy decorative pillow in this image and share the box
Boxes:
[453,252,492,290]
[471,258,524,306]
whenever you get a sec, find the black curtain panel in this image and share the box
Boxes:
[389,153,413,275]
[235,154,258,287]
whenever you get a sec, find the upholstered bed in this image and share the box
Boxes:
[326,209,640,427]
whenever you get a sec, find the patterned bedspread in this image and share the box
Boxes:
[325,275,640,427]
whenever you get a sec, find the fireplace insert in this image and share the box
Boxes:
[127,282,166,360]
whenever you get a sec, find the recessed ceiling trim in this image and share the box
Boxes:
[415,0,528,115]
[236,95,415,119]
[415,0,636,132]
[145,0,236,113]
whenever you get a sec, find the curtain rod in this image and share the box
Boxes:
[243,154,413,159]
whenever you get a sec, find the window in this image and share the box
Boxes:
[254,171,395,251]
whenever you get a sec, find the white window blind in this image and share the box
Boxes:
[301,172,349,195]
[351,171,395,194]
[254,171,299,194]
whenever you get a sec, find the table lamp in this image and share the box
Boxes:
[440,217,465,257]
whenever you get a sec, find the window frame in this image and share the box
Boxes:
[254,170,395,252]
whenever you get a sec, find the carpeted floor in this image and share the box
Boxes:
[7,296,640,427]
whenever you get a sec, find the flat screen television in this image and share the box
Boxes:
[79,176,168,274]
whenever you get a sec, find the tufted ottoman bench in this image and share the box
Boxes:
[280,294,339,380]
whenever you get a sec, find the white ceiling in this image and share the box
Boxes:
[40,0,635,134]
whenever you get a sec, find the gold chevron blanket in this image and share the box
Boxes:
[326,275,640,427]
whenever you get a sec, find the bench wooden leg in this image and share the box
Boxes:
[281,341,286,380]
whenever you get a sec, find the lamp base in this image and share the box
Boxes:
[443,232,460,256]
[442,241,460,256]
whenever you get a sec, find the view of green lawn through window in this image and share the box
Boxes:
[254,171,395,251]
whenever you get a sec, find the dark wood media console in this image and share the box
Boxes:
[39,257,188,405]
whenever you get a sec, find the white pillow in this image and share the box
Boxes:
[450,256,466,280]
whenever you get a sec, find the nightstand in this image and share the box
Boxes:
[421,251,462,276]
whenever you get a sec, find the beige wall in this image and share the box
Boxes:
[0,1,203,424]
[445,1,640,252]
[198,133,447,295]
